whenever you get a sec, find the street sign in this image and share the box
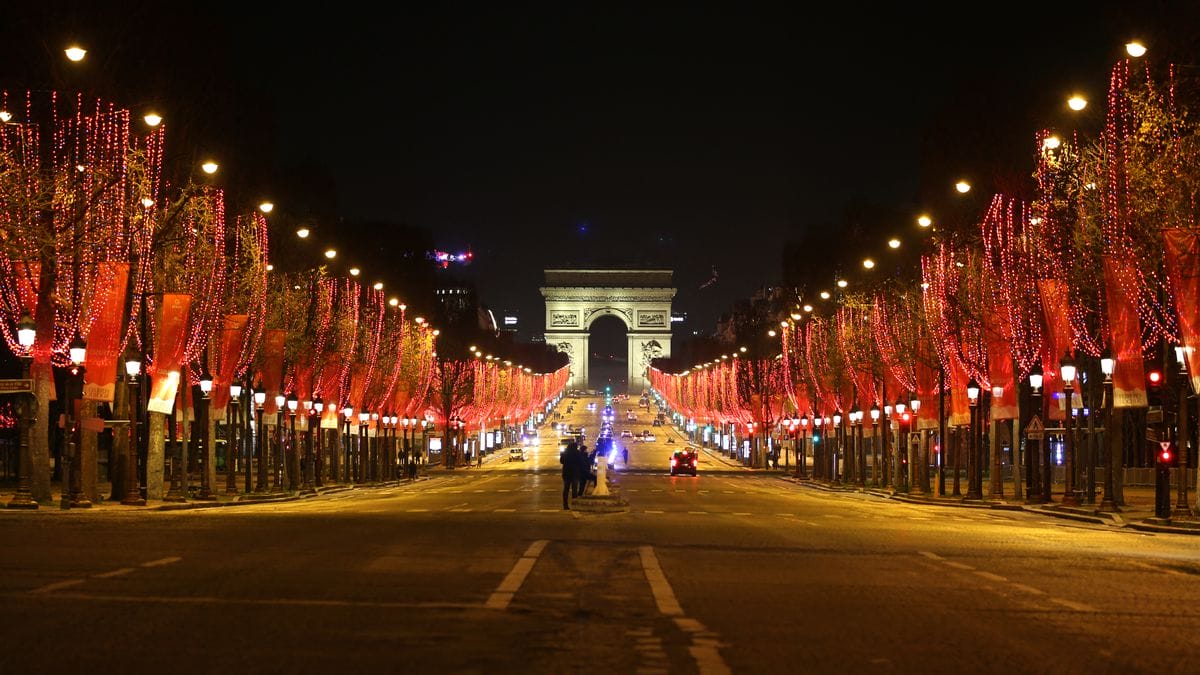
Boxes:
[1160,441,1173,453]
[0,378,32,394]
[1024,415,1044,440]
[1147,407,1164,424]
[1146,428,1159,443]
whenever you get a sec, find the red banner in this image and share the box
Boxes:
[1164,229,1200,392]
[1037,279,1075,420]
[1103,257,1148,408]
[257,329,286,415]
[82,262,129,402]
[148,294,191,414]
[948,359,970,427]
[983,306,1018,420]
[211,314,249,415]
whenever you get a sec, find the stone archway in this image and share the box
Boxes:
[541,268,674,394]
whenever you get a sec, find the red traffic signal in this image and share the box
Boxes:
[1158,444,1174,464]
[1148,370,1163,386]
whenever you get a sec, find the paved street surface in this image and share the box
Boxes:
[3,395,1199,674]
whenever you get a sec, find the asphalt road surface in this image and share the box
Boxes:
[2,395,1199,674]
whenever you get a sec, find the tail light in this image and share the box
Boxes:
[670,457,677,467]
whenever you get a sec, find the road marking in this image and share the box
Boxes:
[30,579,85,594]
[917,551,943,561]
[93,568,136,579]
[640,546,732,674]
[639,546,683,616]
[944,562,975,571]
[140,556,182,568]
[498,489,511,493]
[722,490,734,494]
[485,539,549,610]
[973,571,1007,583]
[1049,598,1097,612]
[732,512,752,516]
[494,508,516,512]
[473,490,485,493]
[688,511,708,515]
[447,508,473,512]
[645,510,664,514]
[1009,583,1046,595]
[775,513,795,517]
[406,508,429,513]
[652,489,662,493]
[538,508,559,513]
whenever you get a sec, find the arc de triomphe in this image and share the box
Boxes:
[541,268,674,394]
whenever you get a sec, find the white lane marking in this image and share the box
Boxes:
[447,508,473,513]
[31,579,85,594]
[641,547,732,675]
[645,510,664,514]
[538,508,559,513]
[688,511,708,515]
[485,540,549,610]
[93,568,136,579]
[973,571,1007,583]
[652,489,663,493]
[639,546,683,616]
[1050,598,1097,612]
[1009,583,1046,595]
[498,489,511,493]
[28,592,478,610]
[775,513,795,517]
[918,551,943,561]
[944,562,975,571]
[722,490,734,494]
[140,556,182,568]
[732,512,752,516]
[406,508,429,513]
[473,490,485,493]
[494,508,516,513]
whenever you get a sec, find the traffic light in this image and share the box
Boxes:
[1158,443,1174,466]
[1147,370,1163,407]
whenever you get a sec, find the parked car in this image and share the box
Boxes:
[669,450,698,476]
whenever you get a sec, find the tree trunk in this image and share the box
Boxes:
[80,399,99,502]
[206,413,218,495]
[110,376,129,501]
[146,411,166,499]
[31,365,53,502]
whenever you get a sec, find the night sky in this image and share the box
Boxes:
[6,2,1199,339]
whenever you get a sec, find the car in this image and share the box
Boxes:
[641,431,656,442]
[587,402,597,412]
[509,447,526,462]
[626,411,637,421]
[620,429,633,438]
[651,418,663,427]
[669,450,698,476]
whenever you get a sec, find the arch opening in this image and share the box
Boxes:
[588,314,628,394]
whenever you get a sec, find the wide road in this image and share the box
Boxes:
[2,394,1198,674]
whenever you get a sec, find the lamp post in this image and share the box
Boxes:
[272,393,286,493]
[1173,345,1194,518]
[1099,350,1118,511]
[226,381,242,495]
[302,397,314,491]
[342,406,354,483]
[894,398,908,492]
[63,334,90,509]
[797,415,808,479]
[965,378,981,499]
[358,411,369,481]
[286,392,298,492]
[1029,362,1050,503]
[401,416,411,479]
[7,312,38,509]
[812,415,823,481]
[1060,351,1080,506]
[832,412,842,482]
[883,401,893,488]
[870,405,881,487]
[910,394,923,494]
[253,384,267,493]
[313,397,325,488]
[196,369,215,500]
[851,407,865,487]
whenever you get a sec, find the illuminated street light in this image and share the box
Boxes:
[141,198,155,208]
[349,267,360,276]
[790,312,802,321]
[917,214,932,228]
[389,298,399,307]
[767,330,776,337]
[258,202,274,213]
[296,228,310,238]
[862,258,875,270]
[65,46,87,62]
[955,181,971,194]
[888,238,901,249]
[324,249,337,259]
[143,113,163,127]
[803,304,813,313]
[1125,41,1146,58]
[836,279,848,288]
[373,282,384,290]
[819,291,830,300]
[0,111,12,123]
[201,161,219,174]
[1042,136,1061,150]
[1067,95,1087,111]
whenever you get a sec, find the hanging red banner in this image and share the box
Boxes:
[983,306,1018,420]
[947,359,970,427]
[1036,279,1075,420]
[1164,229,1200,392]
[257,329,286,415]
[915,337,939,430]
[1102,257,1148,408]
[210,314,249,416]
[82,262,129,403]
[148,294,192,414]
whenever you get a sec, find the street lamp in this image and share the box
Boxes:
[342,405,354,483]
[195,368,216,500]
[910,394,922,493]
[832,413,842,482]
[1173,345,1193,518]
[965,378,980,499]
[850,406,864,487]
[358,411,370,482]
[7,313,38,509]
[272,393,286,492]
[313,396,325,487]
[253,384,268,493]
[870,404,881,487]
[1028,362,1049,503]
[1099,348,1117,511]
[63,334,89,508]
[1060,351,1080,506]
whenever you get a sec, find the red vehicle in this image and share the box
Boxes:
[669,450,698,476]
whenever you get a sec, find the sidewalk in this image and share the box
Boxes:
[673,427,1200,536]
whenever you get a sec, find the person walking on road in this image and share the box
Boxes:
[575,443,593,497]
[561,442,581,509]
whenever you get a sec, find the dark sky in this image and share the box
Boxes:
[8,2,1199,339]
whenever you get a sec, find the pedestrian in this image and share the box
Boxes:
[575,443,592,497]
[561,442,581,509]
[622,447,629,467]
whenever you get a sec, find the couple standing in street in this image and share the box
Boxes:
[560,441,593,509]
